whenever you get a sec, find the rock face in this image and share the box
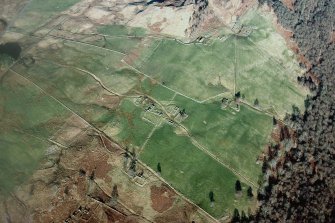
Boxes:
[185,0,259,38]
[142,0,211,38]
[256,0,335,222]
[185,0,209,36]
[112,0,254,39]
[152,0,197,7]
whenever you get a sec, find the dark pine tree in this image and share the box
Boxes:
[231,208,240,223]
[157,162,161,173]
[254,98,259,106]
[235,92,241,102]
[209,191,215,202]
[235,91,241,99]
[235,180,242,192]
[273,116,277,125]
[180,108,186,116]
[247,186,253,198]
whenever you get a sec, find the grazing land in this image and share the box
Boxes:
[138,37,236,101]
[0,0,309,221]
[172,94,273,181]
[140,124,255,218]
[0,70,71,193]
[10,0,81,33]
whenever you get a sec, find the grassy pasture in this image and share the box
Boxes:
[39,40,125,72]
[11,0,81,33]
[11,40,173,149]
[173,95,272,182]
[0,132,50,194]
[236,61,306,116]
[235,10,307,116]
[110,99,154,148]
[235,39,306,116]
[1,11,308,219]
[242,9,305,72]
[0,70,71,193]
[97,25,147,37]
[49,31,143,54]
[29,39,141,95]
[102,36,142,54]
[130,38,162,68]
[0,70,71,138]
[56,33,143,55]
[235,37,267,72]
[139,38,236,101]
[140,124,255,218]
[11,59,117,129]
[139,78,175,102]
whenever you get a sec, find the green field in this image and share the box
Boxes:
[140,124,254,218]
[0,71,71,138]
[0,70,71,193]
[173,95,272,181]
[137,34,307,115]
[234,35,306,116]
[97,25,147,37]
[11,0,81,33]
[235,10,308,116]
[139,78,176,102]
[102,36,142,54]
[130,38,163,68]
[134,11,307,116]
[12,59,120,129]
[25,39,140,96]
[1,5,309,219]
[110,99,154,148]
[138,37,236,101]
[38,40,125,71]
[0,132,50,194]
[236,46,306,116]
[56,24,147,54]
[243,11,299,66]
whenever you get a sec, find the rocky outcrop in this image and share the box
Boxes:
[147,0,205,7]
[185,0,209,36]
[147,0,210,37]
